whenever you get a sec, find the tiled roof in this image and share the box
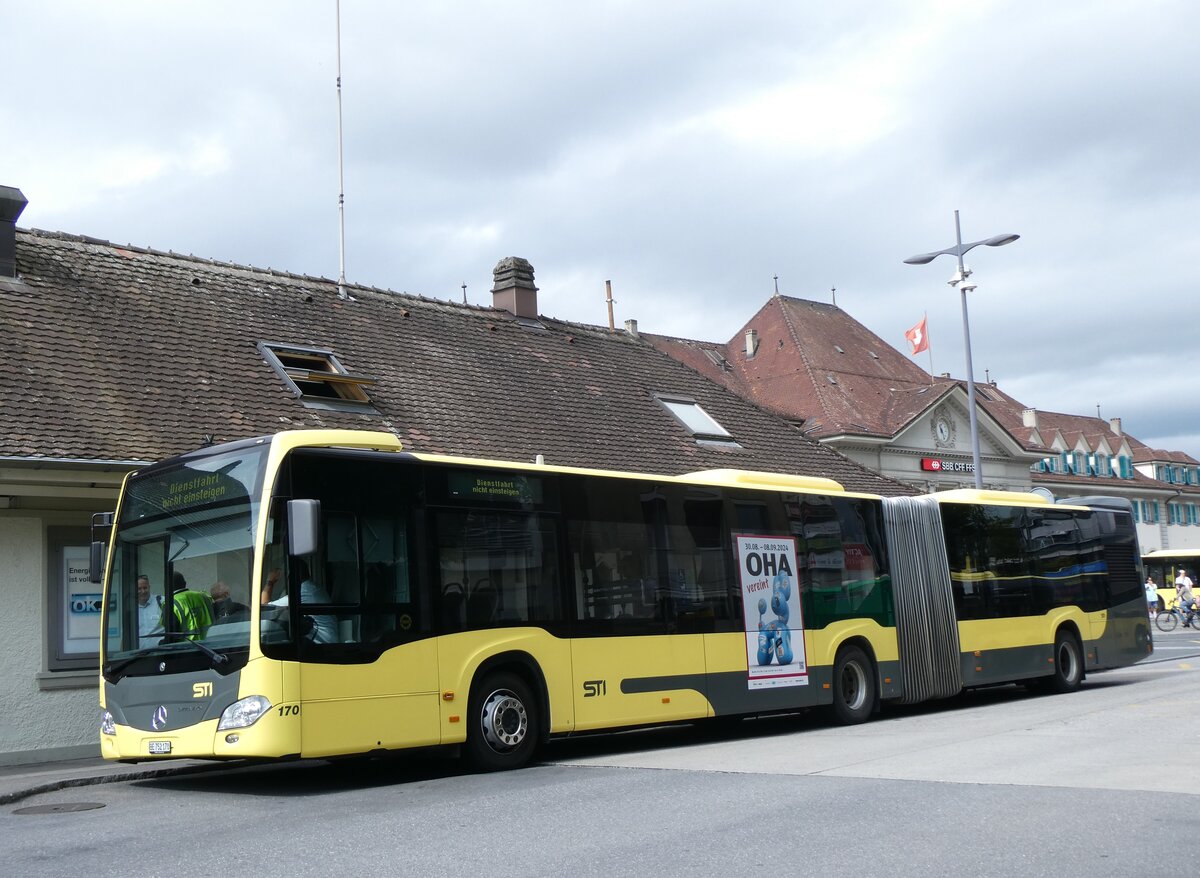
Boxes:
[0,229,915,496]
[647,295,953,439]
[1132,447,1200,466]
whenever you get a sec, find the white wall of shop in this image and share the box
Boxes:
[0,512,98,763]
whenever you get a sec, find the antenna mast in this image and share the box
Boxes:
[335,0,348,300]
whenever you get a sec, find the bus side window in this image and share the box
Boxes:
[567,477,663,631]
[434,510,561,632]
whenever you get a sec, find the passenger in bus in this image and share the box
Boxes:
[136,574,164,647]
[163,571,215,640]
[261,567,283,604]
[210,581,250,622]
[262,563,338,644]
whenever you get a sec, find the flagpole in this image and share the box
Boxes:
[924,311,934,385]
[335,0,348,301]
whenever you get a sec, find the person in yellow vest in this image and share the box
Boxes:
[163,571,214,640]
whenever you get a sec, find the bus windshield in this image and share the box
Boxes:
[101,443,268,679]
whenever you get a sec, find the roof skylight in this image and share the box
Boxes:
[656,395,732,439]
[259,341,378,412]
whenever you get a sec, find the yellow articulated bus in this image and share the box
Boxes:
[1142,549,1200,611]
[95,430,1151,771]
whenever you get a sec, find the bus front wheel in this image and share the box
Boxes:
[831,645,876,724]
[464,671,538,772]
[1044,629,1083,694]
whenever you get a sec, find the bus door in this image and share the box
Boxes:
[571,558,710,729]
[283,508,440,758]
[568,509,712,731]
[570,630,708,731]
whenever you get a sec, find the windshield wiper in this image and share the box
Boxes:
[160,632,228,666]
[104,654,146,678]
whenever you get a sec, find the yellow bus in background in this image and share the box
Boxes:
[95,430,1151,771]
[1143,548,1200,610]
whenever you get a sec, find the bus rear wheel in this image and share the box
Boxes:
[831,645,875,724]
[464,671,538,772]
[1044,629,1083,694]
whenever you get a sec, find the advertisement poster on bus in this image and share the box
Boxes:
[735,534,807,690]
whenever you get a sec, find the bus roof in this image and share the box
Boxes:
[930,488,1053,507]
[267,429,868,498]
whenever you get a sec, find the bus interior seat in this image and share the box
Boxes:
[467,580,498,627]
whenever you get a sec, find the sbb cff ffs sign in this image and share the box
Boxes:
[921,458,974,473]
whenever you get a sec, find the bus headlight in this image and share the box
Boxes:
[100,710,116,736]
[217,695,272,731]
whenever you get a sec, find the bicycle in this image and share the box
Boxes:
[1155,599,1199,632]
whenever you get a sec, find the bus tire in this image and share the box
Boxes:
[464,671,538,772]
[831,645,875,725]
[1045,629,1083,694]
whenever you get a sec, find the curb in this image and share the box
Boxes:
[1,761,237,806]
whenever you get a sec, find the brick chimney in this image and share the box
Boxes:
[1109,417,1122,436]
[1022,408,1039,429]
[0,185,28,279]
[491,256,538,320]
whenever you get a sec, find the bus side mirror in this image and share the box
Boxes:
[89,511,114,584]
[288,499,321,557]
[89,540,106,584]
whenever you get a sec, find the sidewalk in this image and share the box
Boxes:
[0,755,234,805]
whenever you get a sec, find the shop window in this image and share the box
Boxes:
[47,526,98,672]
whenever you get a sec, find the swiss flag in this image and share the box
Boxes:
[905,316,929,355]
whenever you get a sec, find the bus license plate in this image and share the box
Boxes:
[148,740,172,755]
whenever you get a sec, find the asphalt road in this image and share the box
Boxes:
[4,627,1198,878]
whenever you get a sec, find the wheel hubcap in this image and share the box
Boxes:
[1058,643,1078,681]
[481,689,528,752]
[841,662,866,710]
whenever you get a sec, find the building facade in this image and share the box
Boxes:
[647,290,1200,552]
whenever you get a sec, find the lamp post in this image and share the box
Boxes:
[904,211,1019,490]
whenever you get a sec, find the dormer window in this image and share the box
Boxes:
[259,342,377,412]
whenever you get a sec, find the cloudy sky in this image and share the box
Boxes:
[4,1,1197,458]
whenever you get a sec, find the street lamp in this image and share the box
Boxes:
[904,210,1019,490]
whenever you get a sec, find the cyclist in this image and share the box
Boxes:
[1177,570,1198,628]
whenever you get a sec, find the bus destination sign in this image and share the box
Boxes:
[447,470,543,505]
